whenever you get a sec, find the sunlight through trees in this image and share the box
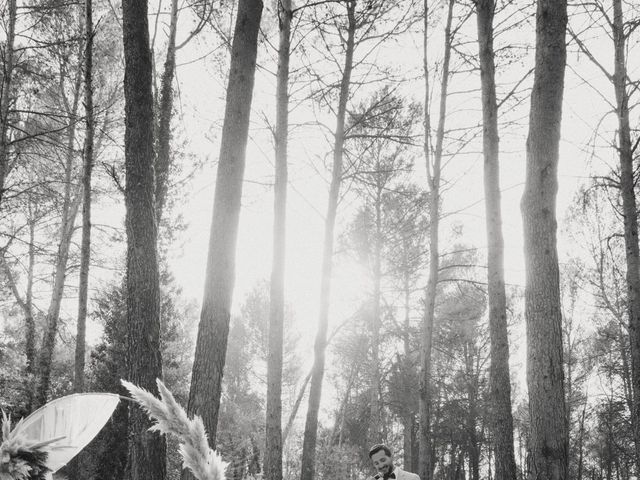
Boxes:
[0,1,639,480]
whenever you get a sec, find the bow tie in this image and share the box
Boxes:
[383,473,396,480]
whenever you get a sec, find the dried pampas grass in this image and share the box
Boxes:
[0,411,53,480]
[121,379,227,480]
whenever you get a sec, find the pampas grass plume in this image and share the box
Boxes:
[121,379,227,480]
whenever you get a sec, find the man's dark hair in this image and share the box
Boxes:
[369,444,392,458]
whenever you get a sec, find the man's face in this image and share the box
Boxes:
[371,449,394,476]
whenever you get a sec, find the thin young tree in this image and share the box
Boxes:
[388,184,428,472]
[155,0,178,222]
[265,1,292,480]
[345,89,420,445]
[68,6,96,472]
[475,0,517,478]
[35,11,86,407]
[156,0,213,222]
[74,0,95,395]
[184,0,263,459]
[520,0,569,478]
[568,0,640,464]
[610,0,640,467]
[419,1,454,480]
[122,0,166,477]
[300,3,355,479]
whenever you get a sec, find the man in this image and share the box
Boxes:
[368,444,420,480]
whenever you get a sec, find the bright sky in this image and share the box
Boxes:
[166,9,602,322]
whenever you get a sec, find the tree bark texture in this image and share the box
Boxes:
[185,0,263,457]
[420,1,453,480]
[476,1,518,479]
[520,0,568,479]
[403,415,417,472]
[300,3,355,480]
[155,0,178,222]
[74,0,95,394]
[0,0,16,206]
[611,0,640,470]
[122,0,166,478]
[264,2,291,480]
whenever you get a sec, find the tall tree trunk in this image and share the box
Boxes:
[25,215,36,378]
[370,185,382,444]
[611,0,640,469]
[520,0,568,478]
[155,0,178,222]
[122,0,166,478]
[619,326,634,422]
[465,343,480,480]
[476,1,517,479]
[403,414,416,471]
[35,189,81,407]
[0,0,16,206]
[185,0,263,458]
[300,3,355,480]
[74,0,95,395]
[577,402,587,480]
[419,1,453,480]
[264,2,291,480]
[35,56,84,408]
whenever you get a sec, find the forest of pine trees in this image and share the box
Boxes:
[0,1,639,480]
